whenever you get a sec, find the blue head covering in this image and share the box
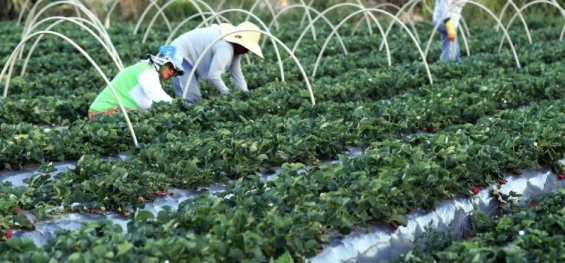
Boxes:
[147,45,185,76]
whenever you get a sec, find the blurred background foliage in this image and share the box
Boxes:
[0,0,564,26]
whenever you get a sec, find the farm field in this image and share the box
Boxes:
[1,1,565,262]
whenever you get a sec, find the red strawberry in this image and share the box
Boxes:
[169,192,175,196]
[4,232,13,239]
[558,174,565,180]
[471,187,480,195]
[15,208,22,214]
[427,127,435,133]
[499,179,506,185]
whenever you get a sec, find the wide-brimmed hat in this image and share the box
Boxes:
[220,21,264,59]
[148,45,185,76]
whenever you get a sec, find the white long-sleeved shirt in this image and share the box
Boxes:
[171,24,248,95]
[433,0,467,28]
[129,69,173,109]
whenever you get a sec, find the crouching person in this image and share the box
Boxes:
[88,45,184,120]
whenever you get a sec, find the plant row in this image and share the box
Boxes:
[2,98,565,262]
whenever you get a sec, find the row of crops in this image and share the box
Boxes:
[1,6,565,262]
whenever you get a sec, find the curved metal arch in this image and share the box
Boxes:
[245,0,280,30]
[297,0,316,41]
[1,30,139,147]
[24,15,120,63]
[354,0,374,36]
[103,0,120,29]
[104,0,172,30]
[350,3,419,41]
[299,0,315,27]
[300,0,373,36]
[500,0,565,52]
[377,0,425,52]
[324,8,391,67]
[133,0,174,34]
[215,0,226,11]
[139,0,224,39]
[134,0,221,35]
[495,0,535,44]
[457,13,471,37]
[292,3,384,54]
[17,0,32,25]
[181,28,316,105]
[263,4,348,56]
[192,8,285,82]
[20,0,108,59]
[23,0,104,37]
[164,12,232,44]
[21,17,124,77]
[312,8,432,85]
[424,0,522,69]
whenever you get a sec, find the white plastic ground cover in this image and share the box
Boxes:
[1,148,564,263]
[0,147,363,247]
[311,165,565,263]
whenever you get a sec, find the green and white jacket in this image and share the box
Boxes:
[89,61,172,113]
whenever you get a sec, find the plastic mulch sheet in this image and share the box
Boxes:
[1,149,564,263]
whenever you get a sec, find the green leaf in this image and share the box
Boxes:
[134,210,155,221]
[116,242,133,256]
[6,236,21,248]
[141,258,160,263]
[227,248,244,259]
[391,214,408,226]
[256,154,269,161]
[68,252,81,261]
[270,252,295,263]
[304,239,318,250]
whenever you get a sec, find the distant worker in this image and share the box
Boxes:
[169,21,264,103]
[432,0,467,61]
[88,45,184,120]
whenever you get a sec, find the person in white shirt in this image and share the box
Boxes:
[432,0,467,61]
[170,21,264,103]
[88,45,184,119]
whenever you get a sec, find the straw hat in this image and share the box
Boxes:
[220,21,264,59]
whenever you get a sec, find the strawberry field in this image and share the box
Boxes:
[1,1,565,262]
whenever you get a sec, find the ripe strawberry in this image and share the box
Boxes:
[4,232,13,239]
[471,187,480,195]
[498,179,506,185]
[558,174,565,180]
[427,127,435,133]
[169,192,175,196]
[15,208,22,214]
